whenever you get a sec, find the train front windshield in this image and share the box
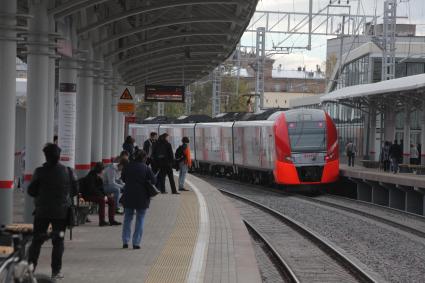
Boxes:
[287,121,326,153]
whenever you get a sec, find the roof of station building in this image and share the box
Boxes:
[321,73,425,102]
[17,0,258,92]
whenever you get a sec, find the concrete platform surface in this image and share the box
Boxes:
[20,174,262,283]
[340,164,425,188]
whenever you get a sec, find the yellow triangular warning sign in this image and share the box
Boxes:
[120,88,133,100]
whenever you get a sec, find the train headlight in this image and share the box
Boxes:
[284,156,293,163]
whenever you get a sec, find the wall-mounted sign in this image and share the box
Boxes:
[145,85,185,102]
[118,103,136,113]
[117,86,136,113]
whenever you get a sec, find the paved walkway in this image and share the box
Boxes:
[12,174,261,283]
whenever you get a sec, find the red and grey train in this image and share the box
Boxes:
[129,109,339,186]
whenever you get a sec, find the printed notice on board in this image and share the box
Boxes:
[58,82,77,168]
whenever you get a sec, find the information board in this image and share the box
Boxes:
[145,85,185,102]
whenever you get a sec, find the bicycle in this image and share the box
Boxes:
[0,224,54,283]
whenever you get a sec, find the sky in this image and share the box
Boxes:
[240,0,425,71]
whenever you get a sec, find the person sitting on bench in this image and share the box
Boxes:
[80,163,121,227]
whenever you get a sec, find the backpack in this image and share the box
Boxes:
[175,145,185,162]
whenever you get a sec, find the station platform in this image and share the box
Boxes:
[13,174,261,283]
[340,164,425,188]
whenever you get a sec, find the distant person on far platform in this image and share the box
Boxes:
[123,136,135,158]
[152,133,179,194]
[103,159,127,213]
[120,150,156,249]
[143,132,158,166]
[380,141,391,172]
[345,140,357,167]
[175,137,192,191]
[389,140,402,174]
[80,163,121,226]
[410,143,419,165]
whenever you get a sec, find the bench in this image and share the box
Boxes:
[76,196,98,225]
[398,164,425,174]
[361,160,380,169]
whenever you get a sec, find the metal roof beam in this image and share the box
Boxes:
[130,70,206,85]
[112,43,225,67]
[128,66,209,84]
[77,0,244,35]
[94,17,240,49]
[103,31,227,58]
[50,0,109,19]
[121,58,216,77]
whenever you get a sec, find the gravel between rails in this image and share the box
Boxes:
[201,177,425,283]
[231,199,362,283]
[244,220,297,283]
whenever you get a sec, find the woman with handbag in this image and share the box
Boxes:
[120,150,157,249]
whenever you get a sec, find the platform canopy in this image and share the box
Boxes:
[17,0,258,91]
[321,73,425,103]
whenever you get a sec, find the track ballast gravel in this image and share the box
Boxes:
[204,177,425,283]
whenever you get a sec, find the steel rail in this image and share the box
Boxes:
[219,188,377,283]
[243,219,300,283]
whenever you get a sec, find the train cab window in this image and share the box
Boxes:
[287,121,326,153]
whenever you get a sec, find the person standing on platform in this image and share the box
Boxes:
[176,137,192,191]
[122,136,135,159]
[143,132,157,166]
[410,144,419,165]
[381,141,391,172]
[389,140,402,174]
[152,133,179,194]
[120,150,156,249]
[345,140,357,167]
[27,143,78,280]
[80,163,121,226]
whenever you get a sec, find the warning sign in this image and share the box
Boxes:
[120,88,133,100]
[118,103,136,113]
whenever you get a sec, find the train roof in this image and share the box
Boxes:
[247,108,289,121]
[284,109,326,122]
[174,115,212,123]
[211,112,253,122]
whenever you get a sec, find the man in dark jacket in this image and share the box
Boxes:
[152,133,179,194]
[80,163,121,226]
[122,136,135,158]
[143,132,157,166]
[121,150,156,249]
[27,143,78,280]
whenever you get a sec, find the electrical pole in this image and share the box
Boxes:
[255,27,265,112]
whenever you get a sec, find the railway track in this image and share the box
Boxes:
[205,176,425,239]
[295,194,425,239]
[220,189,377,283]
[243,219,300,283]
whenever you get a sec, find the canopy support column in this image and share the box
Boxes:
[91,58,104,166]
[75,39,93,177]
[403,103,411,164]
[421,101,425,165]
[369,103,377,161]
[0,0,17,226]
[384,105,396,143]
[23,0,50,222]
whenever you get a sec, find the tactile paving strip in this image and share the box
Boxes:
[145,192,199,283]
